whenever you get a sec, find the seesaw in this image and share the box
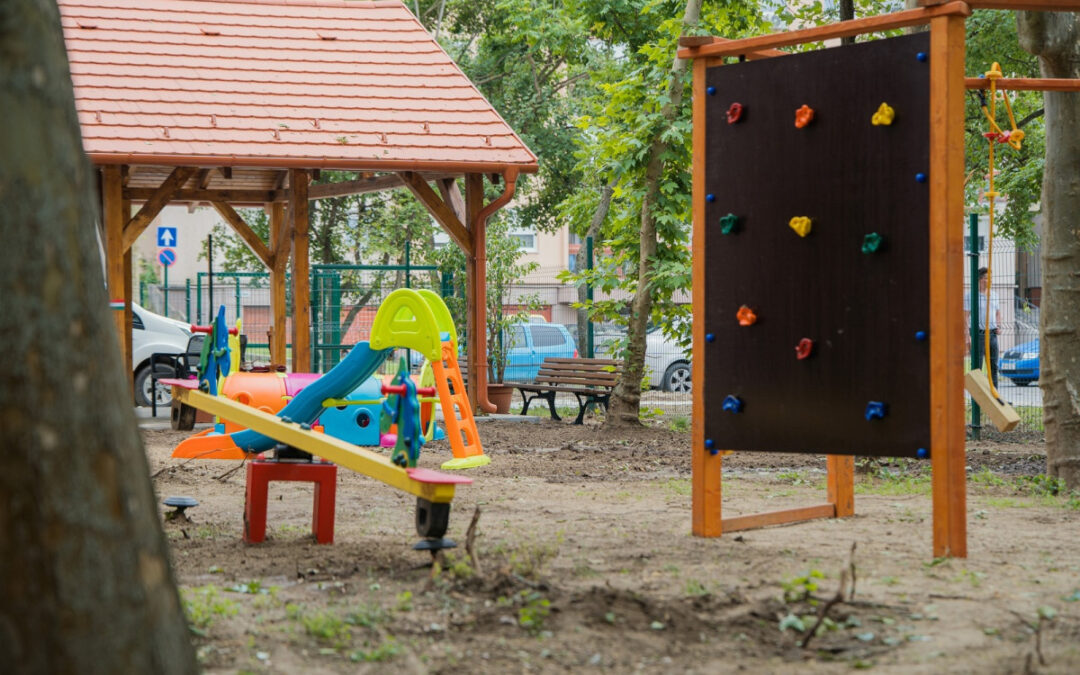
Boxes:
[162,379,471,550]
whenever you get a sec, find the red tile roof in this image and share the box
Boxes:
[59,0,538,173]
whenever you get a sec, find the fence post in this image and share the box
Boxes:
[585,235,594,359]
[196,272,203,324]
[163,264,169,317]
[185,278,191,323]
[968,212,982,440]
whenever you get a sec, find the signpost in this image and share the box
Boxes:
[158,247,175,317]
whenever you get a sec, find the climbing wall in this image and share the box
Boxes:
[703,33,931,457]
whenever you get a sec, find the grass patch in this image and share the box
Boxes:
[182,585,239,634]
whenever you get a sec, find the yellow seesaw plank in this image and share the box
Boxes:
[964,369,1021,432]
[172,387,466,503]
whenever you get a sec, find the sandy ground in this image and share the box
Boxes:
[144,420,1080,674]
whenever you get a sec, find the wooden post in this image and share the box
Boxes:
[122,198,133,385]
[465,173,485,413]
[929,14,968,558]
[269,202,287,366]
[101,166,130,380]
[826,455,855,517]
[288,169,310,373]
[692,57,723,537]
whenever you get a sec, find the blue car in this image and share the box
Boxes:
[998,338,1039,386]
[501,322,578,382]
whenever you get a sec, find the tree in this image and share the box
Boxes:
[1017,10,1080,490]
[0,0,196,671]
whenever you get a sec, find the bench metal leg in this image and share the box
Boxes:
[544,391,561,421]
[517,390,561,421]
[572,394,592,425]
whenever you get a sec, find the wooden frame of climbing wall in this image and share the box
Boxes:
[686,3,969,557]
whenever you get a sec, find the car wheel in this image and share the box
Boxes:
[135,363,177,407]
[662,362,691,393]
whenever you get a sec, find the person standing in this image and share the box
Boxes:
[964,267,1002,388]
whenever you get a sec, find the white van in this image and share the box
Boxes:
[131,303,192,407]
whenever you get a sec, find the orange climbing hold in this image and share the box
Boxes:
[795,104,814,128]
[736,305,757,326]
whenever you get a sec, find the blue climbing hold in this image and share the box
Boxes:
[722,395,744,413]
[864,401,887,421]
[915,330,928,341]
[916,172,928,183]
[916,447,929,459]
[706,193,716,202]
[705,438,717,455]
[705,333,715,343]
[707,86,716,95]
[916,52,928,63]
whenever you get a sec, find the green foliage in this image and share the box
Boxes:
[181,585,239,633]
[516,591,552,635]
[781,569,825,605]
[349,639,401,663]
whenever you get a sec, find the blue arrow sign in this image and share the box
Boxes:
[157,226,177,247]
[158,248,176,267]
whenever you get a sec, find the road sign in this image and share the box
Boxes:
[158,248,176,267]
[157,226,177,247]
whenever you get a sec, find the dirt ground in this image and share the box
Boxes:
[144,419,1080,674]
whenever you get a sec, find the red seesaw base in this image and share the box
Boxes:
[244,460,337,544]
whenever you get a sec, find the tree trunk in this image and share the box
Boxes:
[575,181,615,357]
[606,0,702,427]
[1017,11,1080,489]
[0,1,197,671]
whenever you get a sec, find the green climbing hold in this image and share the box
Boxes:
[862,232,883,254]
[720,213,739,234]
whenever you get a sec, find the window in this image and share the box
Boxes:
[509,225,537,253]
[530,325,565,348]
[133,311,145,330]
[964,235,986,252]
[503,324,527,349]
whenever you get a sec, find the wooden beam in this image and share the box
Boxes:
[121,166,197,249]
[464,173,485,413]
[195,168,213,189]
[722,504,837,533]
[826,455,855,517]
[400,171,473,256]
[269,202,288,367]
[101,166,129,368]
[929,14,968,559]
[692,57,724,538]
[219,167,232,180]
[308,173,404,200]
[210,200,273,268]
[677,2,972,59]
[966,77,1080,91]
[273,170,289,190]
[122,197,134,397]
[289,169,311,373]
[123,187,278,203]
[921,0,1080,10]
[436,177,467,222]
[677,36,789,59]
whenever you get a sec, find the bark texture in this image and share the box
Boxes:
[0,0,197,671]
[607,0,702,427]
[1017,11,1080,489]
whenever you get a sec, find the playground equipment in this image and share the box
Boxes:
[163,288,485,549]
[679,0,1080,559]
[171,289,488,470]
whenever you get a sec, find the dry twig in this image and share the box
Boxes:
[465,505,483,577]
[801,542,857,649]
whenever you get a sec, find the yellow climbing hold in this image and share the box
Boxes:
[871,102,895,126]
[789,216,812,238]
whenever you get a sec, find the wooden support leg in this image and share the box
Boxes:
[827,455,855,518]
[288,170,310,373]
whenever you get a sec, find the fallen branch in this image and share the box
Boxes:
[801,542,857,649]
[465,505,483,577]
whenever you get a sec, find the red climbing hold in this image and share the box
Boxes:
[795,338,813,360]
[736,305,757,326]
[795,104,815,128]
[727,102,744,124]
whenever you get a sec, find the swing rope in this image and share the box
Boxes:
[977,62,1023,400]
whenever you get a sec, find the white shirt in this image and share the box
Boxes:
[963,290,999,330]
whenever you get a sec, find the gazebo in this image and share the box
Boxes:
[59,0,539,412]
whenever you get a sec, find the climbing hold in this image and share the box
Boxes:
[705,333,716,343]
[722,395,744,413]
[916,52,928,63]
[299,422,312,431]
[789,216,812,238]
[915,330,928,341]
[871,102,895,126]
[861,232,884,254]
[864,401,888,421]
[795,338,813,360]
[916,447,929,459]
[726,102,744,124]
[719,213,739,234]
[706,193,716,202]
[705,438,717,455]
[915,172,928,183]
[794,104,814,128]
[736,305,757,326]
[707,86,716,96]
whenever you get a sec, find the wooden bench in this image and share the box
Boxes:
[509,357,622,424]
